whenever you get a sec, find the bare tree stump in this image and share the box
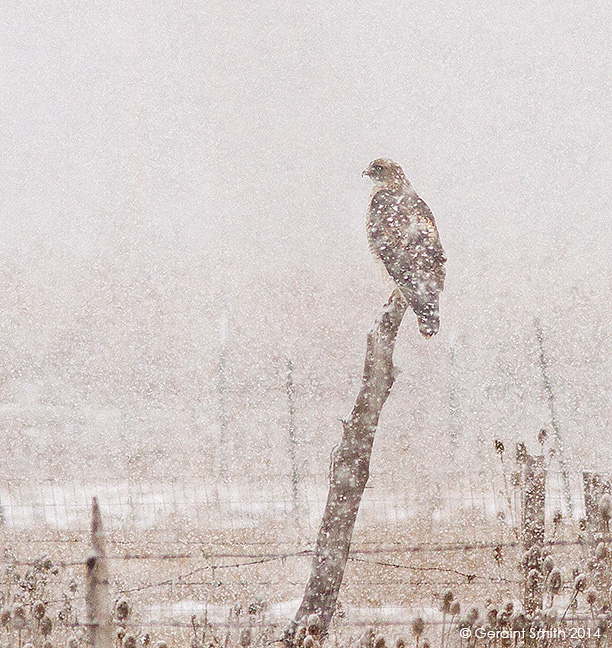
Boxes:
[284,290,408,645]
[86,498,113,648]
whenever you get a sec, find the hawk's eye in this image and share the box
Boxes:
[373,164,382,172]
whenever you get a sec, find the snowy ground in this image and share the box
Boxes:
[0,468,585,531]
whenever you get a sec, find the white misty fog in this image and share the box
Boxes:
[0,0,611,597]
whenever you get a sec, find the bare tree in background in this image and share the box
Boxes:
[284,290,408,644]
[534,319,572,517]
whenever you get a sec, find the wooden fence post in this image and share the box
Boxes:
[521,451,546,614]
[86,498,113,648]
[582,472,611,595]
[582,472,610,532]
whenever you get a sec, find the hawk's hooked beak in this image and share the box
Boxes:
[362,168,371,177]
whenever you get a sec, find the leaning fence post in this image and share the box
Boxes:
[521,450,546,614]
[582,472,611,595]
[86,497,113,648]
[582,472,610,533]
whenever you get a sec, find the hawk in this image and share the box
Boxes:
[363,158,447,338]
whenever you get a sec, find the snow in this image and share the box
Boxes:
[0,0,611,639]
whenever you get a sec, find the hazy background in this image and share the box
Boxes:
[1,0,611,488]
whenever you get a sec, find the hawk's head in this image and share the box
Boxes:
[362,158,409,189]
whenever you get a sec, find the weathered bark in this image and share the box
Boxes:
[284,290,408,645]
[86,498,113,648]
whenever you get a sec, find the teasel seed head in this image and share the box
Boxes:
[374,635,386,648]
[548,568,562,595]
[307,614,321,637]
[239,629,252,648]
[596,543,609,561]
[115,598,130,623]
[294,627,306,648]
[574,573,588,592]
[527,569,542,588]
[41,616,53,637]
[515,442,527,464]
[512,613,526,632]
[596,615,608,632]
[441,589,454,614]
[486,606,498,627]
[359,628,375,648]
[542,555,554,577]
[12,604,27,630]
[466,607,479,626]
[411,617,425,637]
[33,601,46,621]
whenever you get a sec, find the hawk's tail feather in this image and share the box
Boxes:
[395,287,441,338]
[414,299,440,339]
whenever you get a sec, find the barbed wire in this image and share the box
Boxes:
[346,556,513,584]
[0,553,544,598]
[5,535,602,570]
[42,614,611,631]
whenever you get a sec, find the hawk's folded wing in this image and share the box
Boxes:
[368,191,446,308]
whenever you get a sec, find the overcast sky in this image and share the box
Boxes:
[3,1,611,256]
[1,1,611,483]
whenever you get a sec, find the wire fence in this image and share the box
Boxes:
[0,468,604,642]
[0,468,586,533]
